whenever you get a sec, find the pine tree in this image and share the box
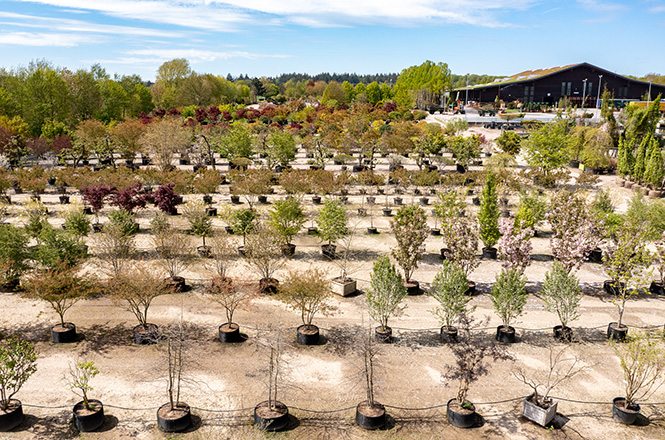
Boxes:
[478,173,500,250]
[644,138,664,189]
[633,135,650,182]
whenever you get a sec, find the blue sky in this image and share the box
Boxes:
[0,0,664,81]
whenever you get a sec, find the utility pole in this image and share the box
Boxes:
[465,73,469,107]
[596,74,603,108]
[648,80,652,103]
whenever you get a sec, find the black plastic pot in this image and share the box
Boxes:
[281,243,296,257]
[258,195,268,204]
[307,227,317,235]
[649,281,665,295]
[202,195,213,204]
[357,208,367,216]
[230,195,241,204]
[237,246,246,256]
[404,280,420,295]
[585,248,602,263]
[382,208,392,217]
[92,223,103,233]
[254,400,289,432]
[472,197,480,206]
[219,323,241,343]
[312,196,322,204]
[205,207,217,217]
[607,322,628,341]
[59,195,70,204]
[553,325,573,342]
[0,400,24,432]
[456,164,467,173]
[440,248,450,260]
[51,322,77,343]
[166,276,186,292]
[419,197,429,206]
[375,326,392,343]
[157,402,192,432]
[496,325,516,343]
[447,398,476,428]
[133,323,159,345]
[367,226,379,235]
[466,280,476,296]
[225,226,234,234]
[366,196,376,205]
[430,228,440,236]
[259,278,279,294]
[355,401,386,430]
[321,244,336,259]
[296,324,320,345]
[482,247,497,259]
[603,280,626,296]
[612,397,640,425]
[440,326,458,343]
[197,246,212,258]
[73,399,104,432]
[393,197,403,205]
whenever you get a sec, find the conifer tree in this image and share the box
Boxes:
[633,135,649,182]
[644,137,664,189]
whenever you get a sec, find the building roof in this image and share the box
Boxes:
[454,62,659,92]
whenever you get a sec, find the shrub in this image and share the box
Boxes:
[268,198,306,245]
[541,261,582,329]
[316,198,347,246]
[279,268,334,327]
[390,205,429,282]
[0,337,37,411]
[429,262,473,329]
[366,256,407,331]
[490,268,527,329]
[182,200,213,247]
[478,173,500,249]
[497,219,533,274]
[153,183,183,215]
[107,209,139,237]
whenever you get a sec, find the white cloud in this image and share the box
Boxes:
[0,31,100,46]
[8,0,540,29]
[125,48,292,63]
[0,11,185,37]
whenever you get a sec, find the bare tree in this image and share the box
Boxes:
[152,228,193,289]
[206,233,237,279]
[244,222,285,291]
[95,222,136,278]
[206,276,255,327]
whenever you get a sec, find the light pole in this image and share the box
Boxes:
[582,78,587,109]
[648,80,652,103]
[596,74,603,108]
[465,73,469,107]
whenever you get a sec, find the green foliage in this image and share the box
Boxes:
[633,135,649,181]
[316,198,347,245]
[394,60,451,108]
[0,224,30,287]
[70,360,99,410]
[268,198,305,244]
[0,337,37,411]
[35,225,87,269]
[612,331,665,408]
[625,193,665,240]
[182,200,213,247]
[108,209,139,237]
[644,137,664,188]
[447,135,480,168]
[366,256,407,330]
[490,268,527,328]
[222,123,253,159]
[514,191,546,230]
[21,199,48,239]
[279,268,334,326]
[523,119,572,178]
[478,173,500,249]
[267,129,296,169]
[541,262,582,328]
[624,96,662,149]
[429,262,473,328]
[616,135,634,177]
[495,131,522,156]
[62,206,90,241]
[230,208,256,247]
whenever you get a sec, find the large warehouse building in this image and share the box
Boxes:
[456,62,665,108]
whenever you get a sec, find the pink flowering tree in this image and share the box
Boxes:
[441,216,479,279]
[497,219,533,274]
[546,191,603,273]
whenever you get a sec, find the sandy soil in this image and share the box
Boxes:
[1,144,664,440]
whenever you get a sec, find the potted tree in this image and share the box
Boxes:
[541,262,583,341]
[611,332,665,425]
[355,326,386,430]
[70,361,104,432]
[279,268,334,345]
[652,232,665,295]
[107,264,171,344]
[602,225,653,341]
[244,222,286,294]
[152,226,193,292]
[330,232,358,296]
[153,183,183,215]
[440,216,480,294]
[316,198,347,259]
[390,205,429,295]
[62,203,91,246]
[445,315,512,428]
[366,256,408,343]
[182,200,213,258]
[514,346,585,427]
[429,262,474,343]
[206,276,254,343]
[254,327,289,432]
[497,219,533,275]
[229,208,256,255]
[0,224,30,291]
[0,337,37,432]
[157,321,192,432]
[22,263,95,343]
[268,198,306,257]
[478,173,501,259]
[490,268,528,343]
